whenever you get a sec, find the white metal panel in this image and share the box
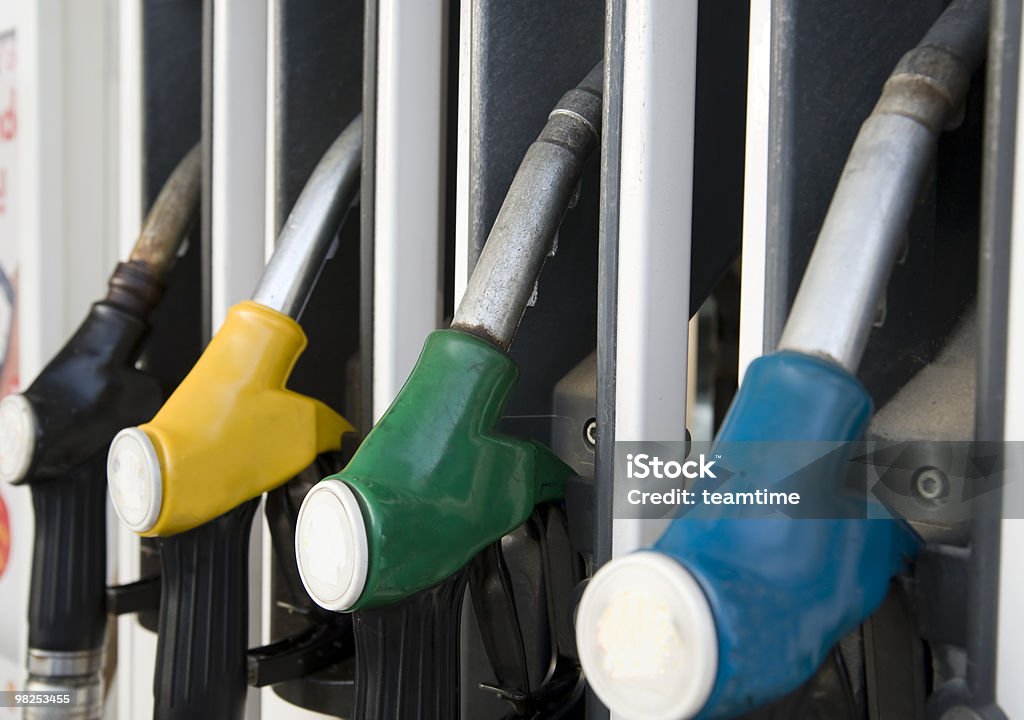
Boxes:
[452,0,472,309]
[211,0,269,331]
[738,0,772,380]
[372,0,447,419]
[996,7,1024,708]
[212,3,270,718]
[256,5,336,718]
[611,0,698,562]
[114,0,149,712]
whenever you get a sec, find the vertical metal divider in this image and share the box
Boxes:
[200,0,215,348]
[210,1,268,331]
[593,2,699,717]
[259,4,280,718]
[115,2,149,717]
[360,0,378,432]
[608,1,697,555]
[590,4,624,719]
[737,1,772,380]
[370,0,448,422]
[593,0,624,575]
[994,0,1024,716]
[208,4,271,718]
[451,0,472,309]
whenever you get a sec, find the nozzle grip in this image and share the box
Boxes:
[154,500,258,720]
[352,568,469,720]
[28,454,108,654]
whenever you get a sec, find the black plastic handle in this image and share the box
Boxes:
[28,453,108,653]
[154,499,258,720]
[352,568,469,720]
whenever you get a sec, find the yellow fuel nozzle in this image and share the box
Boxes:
[108,300,351,536]
[108,116,363,538]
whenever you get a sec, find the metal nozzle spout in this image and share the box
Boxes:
[451,63,603,351]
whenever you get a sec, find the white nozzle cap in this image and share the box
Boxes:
[107,427,163,533]
[0,394,36,483]
[576,551,718,720]
[295,479,369,612]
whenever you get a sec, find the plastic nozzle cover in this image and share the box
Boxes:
[0,394,37,484]
[295,478,369,612]
[577,552,717,720]
[107,428,163,533]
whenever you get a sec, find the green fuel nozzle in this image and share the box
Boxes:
[294,63,601,720]
[297,328,571,611]
[297,63,600,615]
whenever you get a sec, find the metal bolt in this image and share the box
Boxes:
[583,418,597,449]
[913,466,949,505]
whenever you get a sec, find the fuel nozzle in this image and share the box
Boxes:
[106,116,361,720]
[293,64,601,719]
[575,2,989,718]
[0,144,200,719]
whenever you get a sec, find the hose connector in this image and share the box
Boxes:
[25,649,104,720]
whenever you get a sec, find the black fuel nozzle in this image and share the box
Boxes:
[0,144,200,719]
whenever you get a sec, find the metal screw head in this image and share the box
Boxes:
[912,466,949,506]
[583,418,597,449]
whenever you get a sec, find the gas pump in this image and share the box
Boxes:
[292,63,601,719]
[106,116,362,720]
[0,145,200,719]
[574,1,988,718]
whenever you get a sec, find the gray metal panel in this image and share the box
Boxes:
[765,0,942,351]
[969,0,1019,711]
[136,0,206,636]
[765,0,988,410]
[139,0,206,393]
[591,1,623,715]
[266,2,364,713]
[467,0,604,446]
[460,4,603,718]
[594,1,622,575]
[466,1,605,266]
[271,0,363,418]
[360,0,378,433]
[690,3,750,314]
